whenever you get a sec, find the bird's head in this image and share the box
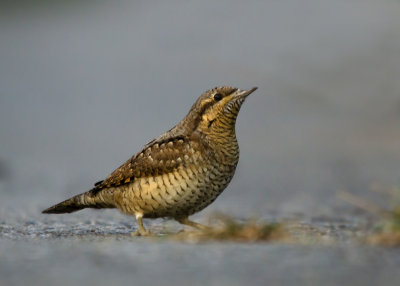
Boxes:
[181,86,258,136]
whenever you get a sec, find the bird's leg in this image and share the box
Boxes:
[176,217,209,230]
[131,213,151,236]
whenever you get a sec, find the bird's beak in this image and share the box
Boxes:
[224,87,258,114]
[235,87,258,98]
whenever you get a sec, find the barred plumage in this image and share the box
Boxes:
[42,86,258,235]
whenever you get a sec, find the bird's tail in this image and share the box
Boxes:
[42,189,114,214]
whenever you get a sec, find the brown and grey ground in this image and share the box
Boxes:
[1,207,400,286]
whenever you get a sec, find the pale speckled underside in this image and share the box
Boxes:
[98,141,238,219]
[115,164,234,218]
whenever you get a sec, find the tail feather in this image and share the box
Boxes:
[42,190,114,214]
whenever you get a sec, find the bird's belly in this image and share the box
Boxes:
[116,165,235,218]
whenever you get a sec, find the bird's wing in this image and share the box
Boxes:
[92,135,199,193]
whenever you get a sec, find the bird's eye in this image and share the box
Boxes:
[214,93,223,101]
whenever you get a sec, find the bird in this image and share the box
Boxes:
[42,86,258,235]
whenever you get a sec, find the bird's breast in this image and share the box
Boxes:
[116,155,237,218]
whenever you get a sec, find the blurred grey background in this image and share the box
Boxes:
[2,2,400,286]
[1,0,400,218]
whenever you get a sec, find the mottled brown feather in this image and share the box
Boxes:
[92,135,206,193]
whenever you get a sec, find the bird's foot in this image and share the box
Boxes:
[131,229,152,237]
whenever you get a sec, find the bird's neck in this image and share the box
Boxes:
[206,126,240,166]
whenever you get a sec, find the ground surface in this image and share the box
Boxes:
[1,208,399,286]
